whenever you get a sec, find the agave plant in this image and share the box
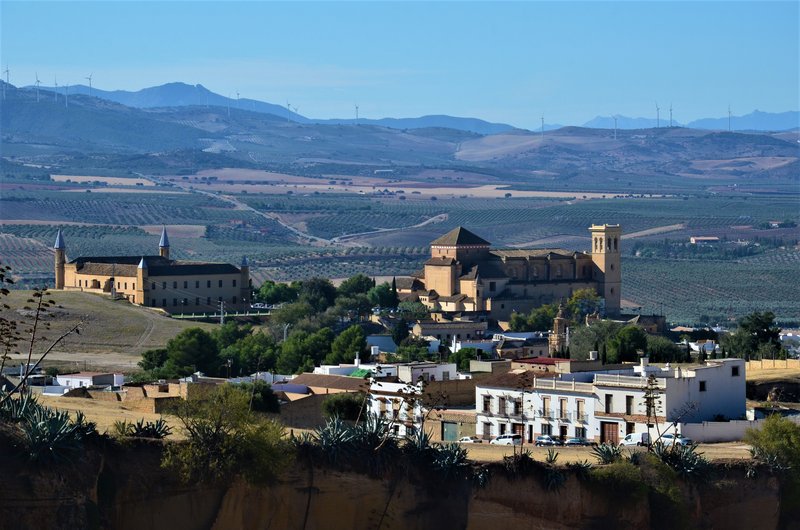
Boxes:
[403,427,435,464]
[131,418,172,439]
[314,416,355,465]
[545,448,559,465]
[21,407,82,463]
[430,442,470,480]
[656,443,710,480]
[113,420,134,437]
[566,459,593,480]
[591,443,622,464]
[0,391,40,422]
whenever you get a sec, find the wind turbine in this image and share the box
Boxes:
[613,116,618,140]
[64,82,69,108]
[35,73,41,102]
[728,105,732,132]
[655,102,660,128]
[355,104,359,125]
[540,115,545,138]
[669,103,673,128]
[236,91,240,109]
[54,76,58,103]
[85,73,93,97]
[1,65,8,100]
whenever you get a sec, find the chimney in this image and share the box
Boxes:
[370,345,380,358]
[640,357,649,369]
[589,350,598,361]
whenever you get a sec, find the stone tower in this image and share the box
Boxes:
[239,256,250,306]
[159,226,170,259]
[136,257,147,305]
[549,302,568,356]
[589,224,622,317]
[54,229,66,289]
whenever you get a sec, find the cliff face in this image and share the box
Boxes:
[0,443,784,530]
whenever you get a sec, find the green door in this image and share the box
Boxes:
[442,422,458,441]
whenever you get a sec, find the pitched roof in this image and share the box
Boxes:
[290,373,368,392]
[424,256,456,266]
[70,255,241,277]
[53,229,65,250]
[159,226,170,248]
[431,227,491,247]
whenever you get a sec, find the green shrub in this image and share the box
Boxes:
[591,442,622,464]
[321,392,365,421]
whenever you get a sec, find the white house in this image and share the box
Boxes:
[56,372,124,390]
[397,362,457,383]
[475,358,745,444]
[368,380,425,438]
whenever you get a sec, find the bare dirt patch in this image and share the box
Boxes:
[141,225,207,238]
[623,223,687,239]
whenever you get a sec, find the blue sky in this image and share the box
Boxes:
[2,1,798,128]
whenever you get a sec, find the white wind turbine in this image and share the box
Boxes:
[35,73,41,102]
[85,73,93,97]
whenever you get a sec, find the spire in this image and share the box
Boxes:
[53,228,65,249]
[240,255,249,268]
[159,226,170,248]
[138,257,147,269]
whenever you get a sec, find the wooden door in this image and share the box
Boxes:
[601,422,619,445]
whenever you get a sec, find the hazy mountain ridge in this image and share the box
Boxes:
[21,80,798,133]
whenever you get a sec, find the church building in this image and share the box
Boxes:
[397,224,622,321]
[54,227,251,313]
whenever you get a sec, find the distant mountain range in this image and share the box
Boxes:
[585,111,800,132]
[20,81,799,134]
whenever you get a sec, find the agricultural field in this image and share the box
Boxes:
[2,170,798,326]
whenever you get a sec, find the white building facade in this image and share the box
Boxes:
[476,358,745,444]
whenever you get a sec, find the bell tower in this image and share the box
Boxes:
[590,224,622,317]
[54,229,66,289]
[159,226,170,259]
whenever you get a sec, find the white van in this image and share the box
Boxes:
[619,432,651,446]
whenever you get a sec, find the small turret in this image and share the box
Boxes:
[135,257,147,305]
[54,229,66,289]
[159,226,170,259]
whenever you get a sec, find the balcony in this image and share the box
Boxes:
[575,413,588,424]
[538,409,555,419]
[557,412,572,423]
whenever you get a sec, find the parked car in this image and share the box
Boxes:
[620,432,651,447]
[661,433,694,447]
[564,437,595,447]
[490,434,522,446]
[458,436,483,444]
[534,435,560,446]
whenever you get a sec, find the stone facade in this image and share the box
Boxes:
[53,227,250,313]
[398,224,622,320]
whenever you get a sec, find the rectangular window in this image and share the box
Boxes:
[625,395,633,415]
[732,366,740,377]
[232,296,237,304]
[117,282,120,289]
[207,297,211,305]
[605,394,613,413]
[207,280,211,288]
[482,395,491,412]
[498,397,506,415]
[196,281,200,288]
[219,280,223,287]
[499,423,506,435]
[162,299,166,307]
[513,399,522,415]
[124,282,128,290]
[195,298,200,306]
[699,381,707,392]
[542,396,551,417]
[541,423,552,435]
[489,281,496,292]
[559,398,568,419]
[577,400,585,420]
[78,280,82,287]
[162,282,166,289]
[484,422,492,437]
[173,298,177,307]
[173,281,177,289]
[132,283,135,290]
[151,282,156,290]
[183,281,188,289]
[233,279,237,287]
[575,427,587,439]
